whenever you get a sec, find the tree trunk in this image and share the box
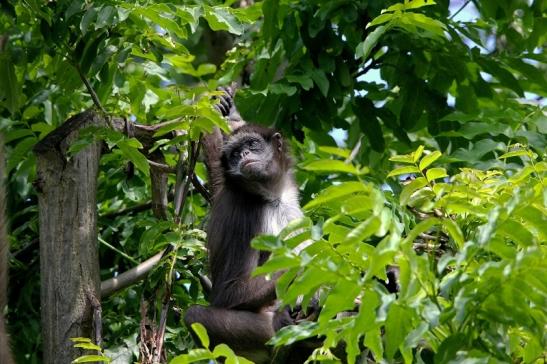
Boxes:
[34,110,103,364]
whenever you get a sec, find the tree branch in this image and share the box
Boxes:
[101,250,164,298]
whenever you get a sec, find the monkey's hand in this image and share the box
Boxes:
[292,296,321,323]
[212,83,244,130]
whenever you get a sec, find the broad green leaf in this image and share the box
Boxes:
[318,146,351,159]
[389,154,414,164]
[368,13,394,28]
[364,328,384,361]
[301,160,360,175]
[286,74,313,90]
[7,136,36,174]
[403,218,440,245]
[0,53,22,114]
[342,216,381,246]
[426,167,448,182]
[95,6,117,29]
[442,218,464,249]
[497,220,534,246]
[203,6,244,35]
[356,25,387,61]
[191,323,210,349]
[400,177,427,205]
[385,0,437,12]
[72,355,111,363]
[170,349,212,364]
[400,13,446,39]
[310,69,329,97]
[385,304,415,359]
[498,150,530,159]
[318,279,360,326]
[304,182,369,210]
[419,151,441,171]
[387,166,420,178]
[117,139,150,177]
[135,8,187,38]
[412,145,424,163]
[74,342,102,350]
[80,7,98,34]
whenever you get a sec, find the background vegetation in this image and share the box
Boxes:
[0,0,545,363]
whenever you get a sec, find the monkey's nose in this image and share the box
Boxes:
[241,149,250,157]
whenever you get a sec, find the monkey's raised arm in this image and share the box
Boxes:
[201,84,245,196]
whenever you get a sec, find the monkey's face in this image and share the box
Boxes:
[222,131,284,187]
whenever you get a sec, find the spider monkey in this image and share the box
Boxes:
[184,87,306,362]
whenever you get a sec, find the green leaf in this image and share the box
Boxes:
[356,25,387,61]
[301,160,361,175]
[442,218,464,249]
[318,279,360,326]
[304,182,370,210]
[498,150,530,159]
[7,136,36,174]
[426,167,448,182]
[497,220,534,246]
[286,74,313,90]
[400,177,428,205]
[74,342,102,350]
[134,7,187,39]
[0,53,22,115]
[389,154,415,164]
[191,323,210,349]
[399,81,425,130]
[117,139,150,177]
[70,337,93,343]
[72,355,111,363]
[385,303,415,359]
[95,5,117,29]
[342,216,381,246]
[310,69,329,97]
[419,151,441,171]
[387,166,420,178]
[412,145,424,163]
[318,146,351,158]
[80,7,98,34]
[385,0,437,12]
[203,6,244,35]
[368,13,394,28]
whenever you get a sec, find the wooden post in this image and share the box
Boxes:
[34,110,103,364]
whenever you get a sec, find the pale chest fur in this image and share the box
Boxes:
[260,185,303,235]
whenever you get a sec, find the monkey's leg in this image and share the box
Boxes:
[184,305,274,361]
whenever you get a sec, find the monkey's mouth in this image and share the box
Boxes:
[242,160,260,167]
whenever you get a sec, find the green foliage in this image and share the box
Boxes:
[1,0,545,362]
[170,324,253,364]
[70,338,112,363]
[254,145,546,363]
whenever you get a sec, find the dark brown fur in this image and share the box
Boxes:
[185,123,299,361]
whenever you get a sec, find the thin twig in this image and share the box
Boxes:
[192,175,211,203]
[352,60,380,79]
[148,160,176,173]
[74,64,113,128]
[449,0,472,20]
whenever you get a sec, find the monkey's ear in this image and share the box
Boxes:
[273,132,283,151]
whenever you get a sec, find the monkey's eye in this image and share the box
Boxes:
[248,140,260,150]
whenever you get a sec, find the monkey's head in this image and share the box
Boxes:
[221,125,290,196]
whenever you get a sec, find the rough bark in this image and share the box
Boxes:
[0,134,14,364]
[34,110,104,364]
